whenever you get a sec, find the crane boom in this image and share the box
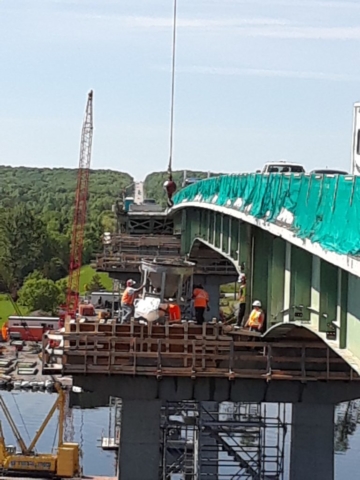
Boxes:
[66,91,94,319]
[0,396,28,454]
[27,388,65,453]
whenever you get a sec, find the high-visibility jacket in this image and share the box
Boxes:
[193,288,209,308]
[168,304,181,322]
[248,308,264,328]
[239,285,246,304]
[121,287,136,306]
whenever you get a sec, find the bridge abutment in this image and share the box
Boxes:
[290,403,334,480]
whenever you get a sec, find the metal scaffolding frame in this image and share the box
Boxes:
[160,402,288,480]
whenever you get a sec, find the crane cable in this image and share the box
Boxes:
[11,393,32,446]
[168,0,178,177]
[164,0,178,208]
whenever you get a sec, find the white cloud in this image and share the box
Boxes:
[245,26,360,40]
[80,15,360,41]
[85,14,292,29]
[201,0,360,7]
[169,65,360,82]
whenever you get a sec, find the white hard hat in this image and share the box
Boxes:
[126,279,136,287]
[252,300,261,307]
[238,273,246,283]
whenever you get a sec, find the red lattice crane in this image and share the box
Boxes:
[65,90,94,322]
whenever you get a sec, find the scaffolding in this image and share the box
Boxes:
[161,402,199,480]
[160,402,288,480]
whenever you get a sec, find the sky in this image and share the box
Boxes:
[0,0,360,179]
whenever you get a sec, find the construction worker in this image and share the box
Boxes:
[192,284,209,325]
[163,174,177,208]
[245,300,265,332]
[236,274,246,327]
[121,279,145,323]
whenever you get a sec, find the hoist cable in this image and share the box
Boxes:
[168,0,178,176]
[11,393,32,445]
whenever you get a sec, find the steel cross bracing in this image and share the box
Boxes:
[160,401,288,480]
[66,90,93,316]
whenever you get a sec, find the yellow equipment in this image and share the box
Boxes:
[0,384,80,478]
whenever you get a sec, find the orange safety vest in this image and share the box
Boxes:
[1,323,8,342]
[248,308,264,328]
[168,304,181,322]
[121,287,135,306]
[193,288,209,308]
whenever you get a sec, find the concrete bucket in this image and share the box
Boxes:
[141,258,195,298]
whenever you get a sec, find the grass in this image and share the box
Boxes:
[75,265,113,294]
[0,265,114,326]
[220,282,238,294]
[0,294,28,327]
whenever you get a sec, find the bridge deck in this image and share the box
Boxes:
[42,322,360,382]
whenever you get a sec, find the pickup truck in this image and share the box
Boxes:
[257,161,305,174]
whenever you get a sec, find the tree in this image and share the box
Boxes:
[56,278,68,305]
[18,278,63,314]
[85,274,104,293]
[24,270,44,282]
[0,205,49,294]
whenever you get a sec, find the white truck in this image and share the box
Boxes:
[257,161,305,174]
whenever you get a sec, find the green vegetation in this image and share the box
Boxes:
[0,266,113,324]
[0,165,129,318]
[0,166,131,293]
[0,166,224,317]
[0,294,28,325]
[19,276,64,315]
[144,170,222,207]
[66,265,113,294]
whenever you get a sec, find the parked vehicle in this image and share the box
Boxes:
[182,177,201,187]
[257,161,305,174]
[310,169,348,175]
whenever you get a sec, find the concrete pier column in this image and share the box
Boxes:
[118,399,161,480]
[290,403,334,480]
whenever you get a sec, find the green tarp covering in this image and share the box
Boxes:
[173,174,360,256]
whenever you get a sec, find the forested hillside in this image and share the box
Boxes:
[0,166,132,295]
[0,166,220,306]
[144,170,222,206]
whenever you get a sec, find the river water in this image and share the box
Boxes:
[1,391,360,478]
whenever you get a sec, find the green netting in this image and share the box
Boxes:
[173,174,360,256]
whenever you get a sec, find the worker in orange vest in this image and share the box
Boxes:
[121,279,145,323]
[192,284,209,325]
[245,300,265,332]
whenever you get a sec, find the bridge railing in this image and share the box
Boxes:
[173,173,360,256]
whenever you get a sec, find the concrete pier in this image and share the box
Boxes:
[118,399,161,480]
[290,403,334,480]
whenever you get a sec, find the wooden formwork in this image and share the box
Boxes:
[59,322,360,382]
